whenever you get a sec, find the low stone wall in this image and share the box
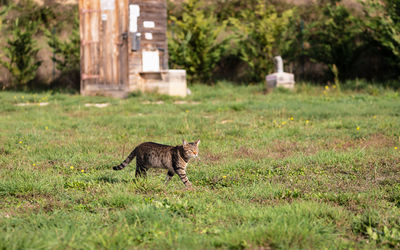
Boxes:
[134,70,187,97]
[81,70,187,98]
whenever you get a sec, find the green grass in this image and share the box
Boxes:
[1,82,400,249]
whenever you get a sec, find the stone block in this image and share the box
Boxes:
[265,56,295,90]
[135,70,187,97]
[266,72,295,90]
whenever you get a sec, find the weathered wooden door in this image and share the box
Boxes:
[79,0,129,95]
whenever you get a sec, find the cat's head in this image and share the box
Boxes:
[182,139,200,159]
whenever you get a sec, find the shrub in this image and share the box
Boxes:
[168,0,230,84]
[0,0,11,6]
[304,1,365,81]
[230,0,295,82]
[361,0,400,74]
[0,5,11,32]
[211,0,260,21]
[0,19,42,89]
[45,11,80,73]
[13,0,55,28]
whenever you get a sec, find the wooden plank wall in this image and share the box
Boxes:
[128,0,168,87]
[98,0,129,88]
[117,0,129,88]
[80,0,168,92]
[79,0,100,91]
[80,0,129,92]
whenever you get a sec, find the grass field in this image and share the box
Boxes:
[0,83,400,249]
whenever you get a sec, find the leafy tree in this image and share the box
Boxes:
[0,5,11,32]
[304,2,365,81]
[45,12,80,73]
[211,0,260,21]
[0,0,11,6]
[230,0,295,82]
[0,19,42,89]
[13,0,55,28]
[362,0,400,71]
[168,0,230,83]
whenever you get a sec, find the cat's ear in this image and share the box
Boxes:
[182,139,188,146]
[195,139,200,146]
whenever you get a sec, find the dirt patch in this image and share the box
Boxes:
[371,158,400,185]
[219,120,233,124]
[328,134,395,151]
[26,159,71,173]
[268,141,306,159]
[15,102,49,106]
[251,243,272,250]
[234,146,265,160]
[142,101,164,105]
[249,196,297,206]
[360,134,395,148]
[4,194,64,214]
[233,141,314,160]
[233,134,396,161]
[200,151,224,164]
[174,101,201,105]
[85,103,110,108]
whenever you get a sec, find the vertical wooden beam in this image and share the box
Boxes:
[93,0,100,85]
[79,0,84,93]
[102,3,113,85]
[162,0,169,70]
[100,5,108,85]
[118,0,129,88]
[80,0,101,91]
[113,1,119,86]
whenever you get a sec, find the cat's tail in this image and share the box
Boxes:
[113,147,137,171]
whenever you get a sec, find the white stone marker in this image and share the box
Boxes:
[266,56,295,90]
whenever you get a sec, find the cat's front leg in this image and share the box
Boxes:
[176,168,192,188]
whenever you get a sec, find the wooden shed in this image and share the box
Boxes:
[79,0,187,98]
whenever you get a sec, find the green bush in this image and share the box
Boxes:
[168,0,230,83]
[0,19,42,89]
[0,5,11,32]
[0,0,11,7]
[13,0,55,28]
[230,0,295,82]
[362,0,400,73]
[210,0,260,21]
[304,1,365,81]
[45,11,80,73]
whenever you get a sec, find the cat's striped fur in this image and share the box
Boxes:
[113,140,200,187]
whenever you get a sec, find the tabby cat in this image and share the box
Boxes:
[113,140,200,187]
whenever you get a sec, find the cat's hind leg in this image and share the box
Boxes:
[165,170,175,185]
[135,159,148,178]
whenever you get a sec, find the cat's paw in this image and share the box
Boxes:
[185,183,194,191]
[113,165,123,170]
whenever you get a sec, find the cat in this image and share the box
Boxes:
[113,139,200,188]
